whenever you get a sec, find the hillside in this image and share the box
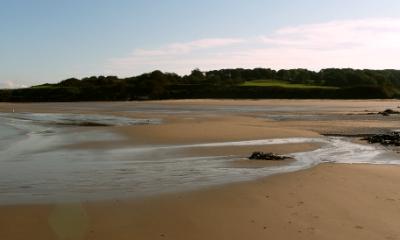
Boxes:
[1,68,399,101]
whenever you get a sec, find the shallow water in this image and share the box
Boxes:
[0,112,161,126]
[0,111,399,204]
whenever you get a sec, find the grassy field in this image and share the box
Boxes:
[240,79,339,89]
[30,84,55,89]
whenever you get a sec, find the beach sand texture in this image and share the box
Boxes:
[2,164,400,240]
[1,100,400,240]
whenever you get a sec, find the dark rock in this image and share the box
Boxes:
[249,152,290,161]
[364,132,400,146]
[54,121,112,127]
[379,109,400,116]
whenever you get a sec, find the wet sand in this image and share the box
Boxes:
[2,164,400,240]
[1,100,400,239]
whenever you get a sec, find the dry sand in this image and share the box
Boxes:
[112,116,320,145]
[1,100,400,239]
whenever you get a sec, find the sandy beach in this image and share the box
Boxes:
[2,164,400,240]
[1,100,400,239]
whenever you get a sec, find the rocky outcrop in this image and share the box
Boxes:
[249,152,290,161]
[364,132,400,146]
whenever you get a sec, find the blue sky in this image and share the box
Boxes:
[2,0,400,87]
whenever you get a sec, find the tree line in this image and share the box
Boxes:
[1,68,399,101]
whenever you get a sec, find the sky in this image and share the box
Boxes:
[2,0,400,87]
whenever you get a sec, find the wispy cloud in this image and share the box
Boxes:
[153,38,244,55]
[260,18,400,50]
[119,38,244,59]
[108,18,400,76]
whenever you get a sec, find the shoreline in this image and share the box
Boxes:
[1,160,398,207]
[3,163,400,240]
